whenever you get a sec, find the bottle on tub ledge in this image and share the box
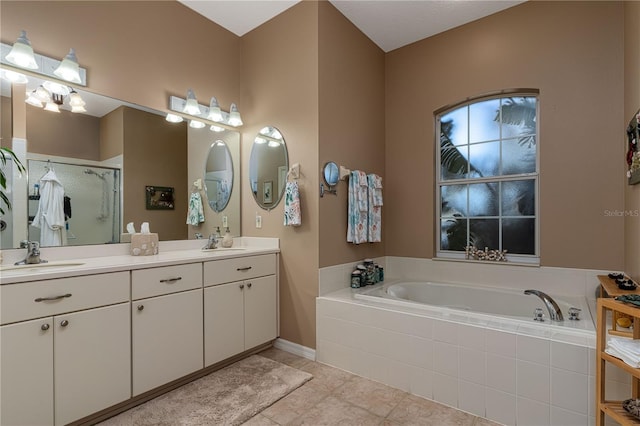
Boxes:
[350,259,383,288]
[221,227,233,248]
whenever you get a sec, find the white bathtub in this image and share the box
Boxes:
[354,280,595,332]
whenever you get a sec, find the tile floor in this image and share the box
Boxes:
[245,347,503,425]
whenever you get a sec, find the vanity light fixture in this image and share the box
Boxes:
[68,89,87,113]
[5,30,38,70]
[53,48,82,84]
[26,83,87,114]
[228,103,243,127]
[166,94,244,131]
[183,89,201,115]
[165,113,184,123]
[25,89,43,107]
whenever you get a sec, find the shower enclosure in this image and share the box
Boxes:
[28,160,121,246]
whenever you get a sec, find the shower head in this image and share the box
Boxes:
[84,169,106,179]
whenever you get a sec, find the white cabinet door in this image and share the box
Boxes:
[54,302,131,426]
[204,282,244,366]
[132,289,203,396]
[1,318,54,426]
[244,275,277,350]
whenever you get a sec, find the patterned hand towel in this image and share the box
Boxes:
[367,174,382,242]
[186,192,205,226]
[284,181,301,226]
[347,170,368,244]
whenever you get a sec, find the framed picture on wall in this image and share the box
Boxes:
[145,186,175,210]
[263,181,273,204]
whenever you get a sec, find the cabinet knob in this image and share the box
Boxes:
[247,282,252,288]
[137,305,144,311]
[60,320,69,327]
[41,323,50,331]
[239,284,245,289]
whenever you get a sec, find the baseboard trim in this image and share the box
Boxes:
[274,338,316,361]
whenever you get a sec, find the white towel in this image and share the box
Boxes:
[347,170,368,244]
[283,181,301,226]
[32,169,66,246]
[186,192,205,226]
[367,174,382,242]
[606,337,640,368]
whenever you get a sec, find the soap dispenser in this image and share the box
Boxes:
[221,227,233,248]
[214,226,222,240]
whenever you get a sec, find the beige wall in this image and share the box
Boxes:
[318,1,386,267]
[625,1,640,281]
[385,1,625,270]
[241,1,319,349]
[27,107,100,161]
[123,107,188,241]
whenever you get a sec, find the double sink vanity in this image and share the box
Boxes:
[0,239,279,426]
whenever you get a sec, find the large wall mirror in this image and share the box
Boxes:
[0,75,241,249]
[204,141,233,212]
[249,126,288,210]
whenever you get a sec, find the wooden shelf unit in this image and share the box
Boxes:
[597,297,640,425]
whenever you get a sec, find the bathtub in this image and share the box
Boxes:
[354,280,595,332]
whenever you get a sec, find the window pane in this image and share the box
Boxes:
[441,218,467,251]
[469,182,498,216]
[469,99,500,143]
[441,107,468,146]
[469,218,499,250]
[441,143,469,180]
[502,218,535,254]
[469,141,500,178]
[502,138,536,175]
[501,180,535,216]
[500,97,537,140]
[441,185,467,217]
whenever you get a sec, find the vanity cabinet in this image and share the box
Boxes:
[131,263,204,396]
[203,255,277,366]
[0,272,130,426]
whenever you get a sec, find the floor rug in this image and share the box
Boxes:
[99,355,313,426]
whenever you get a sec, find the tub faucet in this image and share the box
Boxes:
[15,240,48,265]
[524,289,564,321]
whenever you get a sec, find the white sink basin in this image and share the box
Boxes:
[0,261,86,272]
[201,247,246,252]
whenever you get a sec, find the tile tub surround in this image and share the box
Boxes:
[315,255,617,423]
[316,292,633,426]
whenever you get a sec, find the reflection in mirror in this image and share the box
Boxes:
[323,161,339,187]
[249,126,288,210]
[1,73,241,249]
[204,141,233,212]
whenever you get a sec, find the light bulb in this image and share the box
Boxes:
[228,103,243,126]
[43,101,60,113]
[68,90,86,107]
[71,105,87,113]
[165,113,184,123]
[53,48,82,84]
[210,125,224,132]
[25,90,43,107]
[207,96,223,122]
[189,119,205,129]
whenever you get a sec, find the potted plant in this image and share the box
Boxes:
[0,146,26,215]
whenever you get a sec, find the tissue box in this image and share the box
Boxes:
[130,233,159,256]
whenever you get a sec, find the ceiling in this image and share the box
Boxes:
[179,0,526,52]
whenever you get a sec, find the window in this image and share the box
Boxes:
[436,93,539,263]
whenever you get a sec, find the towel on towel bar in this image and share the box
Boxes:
[186,192,205,226]
[347,170,368,244]
[284,181,302,226]
[367,174,382,242]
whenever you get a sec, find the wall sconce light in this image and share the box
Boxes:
[166,93,244,131]
[5,30,38,70]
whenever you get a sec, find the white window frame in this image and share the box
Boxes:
[435,90,540,265]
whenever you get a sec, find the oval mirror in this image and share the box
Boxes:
[249,126,288,210]
[204,140,233,212]
[323,161,339,187]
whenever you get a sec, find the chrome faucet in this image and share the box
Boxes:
[15,241,48,265]
[524,289,564,321]
[202,234,218,250]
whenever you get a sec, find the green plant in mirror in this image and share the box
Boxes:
[0,146,25,215]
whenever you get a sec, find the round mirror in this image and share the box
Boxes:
[249,126,288,210]
[204,140,233,212]
[323,161,339,188]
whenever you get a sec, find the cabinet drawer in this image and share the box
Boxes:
[0,272,129,325]
[132,263,202,300]
[204,254,276,286]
